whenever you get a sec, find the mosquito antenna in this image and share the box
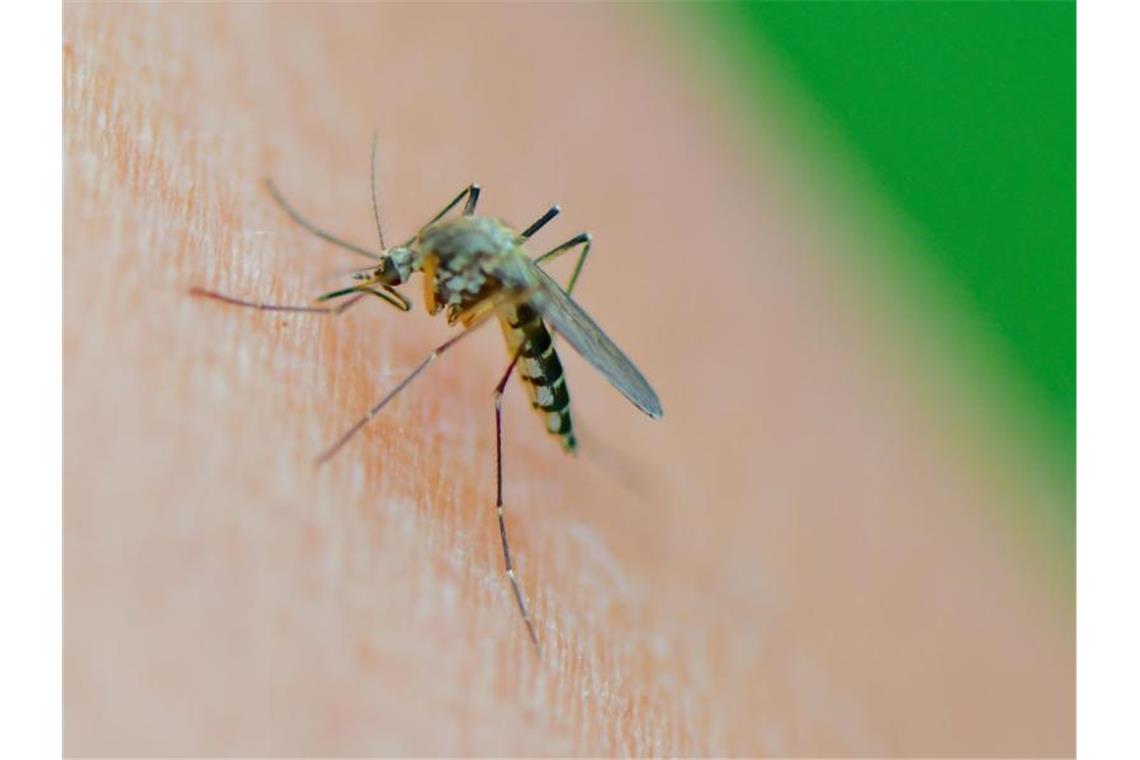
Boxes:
[370,130,387,250]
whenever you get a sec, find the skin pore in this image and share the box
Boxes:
[64,4,1073,756]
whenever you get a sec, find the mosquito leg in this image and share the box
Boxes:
[313,304,506,465]
[534,232,592,296]
[400,184,481,246]
[264,179,382,261]
[518,205,561,241]
[317,284,411,312]
[189,286,370,315]
[490,345,540,652]
[463,184,481,216]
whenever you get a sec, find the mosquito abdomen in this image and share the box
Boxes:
[501,304,577,453]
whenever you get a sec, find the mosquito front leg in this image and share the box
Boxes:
[191,282,410,314]
[189,286,372,315]
[316,284,411,312]
[492,344,540,653]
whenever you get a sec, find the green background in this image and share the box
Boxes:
[693,2,1076,527]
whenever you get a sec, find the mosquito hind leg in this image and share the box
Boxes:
[492,345,541,653]
[492,231,591,456]
[534,232,592,296]
[495,233,592,394]
[481,237,592,652]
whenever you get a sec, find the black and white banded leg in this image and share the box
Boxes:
[492,345,540,652]
[488,227,593,653]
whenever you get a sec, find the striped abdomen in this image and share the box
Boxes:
[500,304,576,453]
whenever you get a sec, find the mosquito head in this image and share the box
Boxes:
[371,247,417,284]
[347,245,416,295]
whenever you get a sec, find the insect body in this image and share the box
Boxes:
[191,142,662,653]
[392,214,579,450]
[381,212,578,449]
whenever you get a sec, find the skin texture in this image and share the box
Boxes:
[64,4,1073,757]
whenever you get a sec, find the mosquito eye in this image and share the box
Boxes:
[380,252,412,284]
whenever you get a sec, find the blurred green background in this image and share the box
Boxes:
[686,2,1075,533]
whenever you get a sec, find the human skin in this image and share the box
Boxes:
[64,4,1073,756]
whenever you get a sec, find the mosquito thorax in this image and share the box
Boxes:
[419,215,519,265]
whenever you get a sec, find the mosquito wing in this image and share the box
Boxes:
[526,261,663,418]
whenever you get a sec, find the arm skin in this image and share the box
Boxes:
[64,4,1073,756]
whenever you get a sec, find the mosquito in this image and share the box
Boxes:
[191,138,663,653]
